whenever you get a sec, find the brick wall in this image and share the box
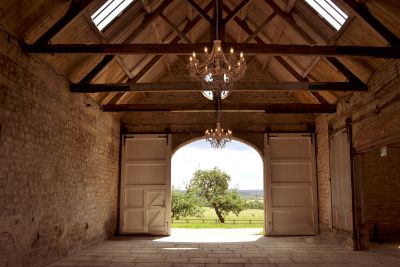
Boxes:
[362,143,400,242]
[316,59,400,245]
[0,30,120,266]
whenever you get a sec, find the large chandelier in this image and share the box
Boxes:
[204,94,232,149]
[188,0,246,100]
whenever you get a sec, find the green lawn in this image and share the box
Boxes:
[172,207,264,228]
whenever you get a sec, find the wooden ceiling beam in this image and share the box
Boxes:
[71,81,368,93]
[258,1,365,104]
[24,43,400,58]
[124,0,172,43]
[326,57,364,83]
[264,0,316,44]
[223,0,252,24]
[34,0,92,45]
[108,2,215,104]
[159,14,192,43]
[102,103,336,113]
[79,55,113,84]
[224,5,329,105]
[184,0,213,23]
[244,12,276,43]
[77,0,172,84]
[217,0,224,40]
[344,0,400,47]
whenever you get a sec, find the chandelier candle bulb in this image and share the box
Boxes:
[204,47,208,53]
[230,48,234,54]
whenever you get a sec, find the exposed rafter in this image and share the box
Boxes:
[71,81,367,93]
[223,0,252,24]
[77,0,172,84]
[185,0,213,23]
[34,0,92,45]
[102,103,336,113]
[24,43,400,58]
[109,2,215,105]
[159,14,192,43]
[344,0,400,47]
[223,4,327,104]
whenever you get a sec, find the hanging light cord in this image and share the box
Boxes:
[216,0,219,40]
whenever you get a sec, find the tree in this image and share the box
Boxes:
[171,187,203,220]
[187,167,246,223]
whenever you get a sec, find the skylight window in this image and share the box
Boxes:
[305,0,348,30]
[91,0,135,31]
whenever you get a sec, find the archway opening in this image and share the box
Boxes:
[171,138,264,231]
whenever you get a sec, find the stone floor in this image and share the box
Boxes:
[47,228,400,267]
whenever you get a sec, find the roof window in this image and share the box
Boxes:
[305,0,348,30]
[91,0,135,31]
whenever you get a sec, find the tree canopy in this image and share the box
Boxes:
[187,167,246,223]
[171,187,203,220]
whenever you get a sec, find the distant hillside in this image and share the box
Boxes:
[175,189,263,199]
[238,190,263,199]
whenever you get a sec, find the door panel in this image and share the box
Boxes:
[330,129,353,232]
[265,134,318,235]
[120,135,171,235]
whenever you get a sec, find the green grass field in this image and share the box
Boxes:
[172,207,264,228]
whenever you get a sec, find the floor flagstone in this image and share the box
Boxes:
[47,228,400,267]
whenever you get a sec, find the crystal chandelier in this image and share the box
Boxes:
[204,94,232,149]
[188,0,246,100]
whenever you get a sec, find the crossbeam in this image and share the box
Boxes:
[102,103,336,113]
[71,81,367,93]
[24,43,400,58]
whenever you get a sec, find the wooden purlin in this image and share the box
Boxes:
[102,103,336,113]
[70,81,367,93]
[25,43,400,58]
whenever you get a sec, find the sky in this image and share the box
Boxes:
[172,139,263,190]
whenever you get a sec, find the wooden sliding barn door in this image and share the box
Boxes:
[265,133,318,235]
[329,129,353,232]
[120,135,171,235]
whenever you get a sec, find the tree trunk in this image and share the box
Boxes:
[214,207,225,223]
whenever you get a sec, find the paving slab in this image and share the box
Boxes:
[45,229,400,267]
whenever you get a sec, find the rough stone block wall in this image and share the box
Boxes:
[0,30,120,266]
[316,59,400,245]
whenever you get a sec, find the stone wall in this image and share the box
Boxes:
[316,59,400,246]
[0,30,120,266]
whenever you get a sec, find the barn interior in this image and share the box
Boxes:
[0,0,399,266]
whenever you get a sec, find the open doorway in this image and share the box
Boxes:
[171,138,264,231]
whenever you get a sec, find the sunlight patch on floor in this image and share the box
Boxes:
[154,228,263,243]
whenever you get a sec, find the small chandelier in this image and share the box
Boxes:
[204,94,232,149]
[188,0,246,100]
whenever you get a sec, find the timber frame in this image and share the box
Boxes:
[20,0,400,114]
